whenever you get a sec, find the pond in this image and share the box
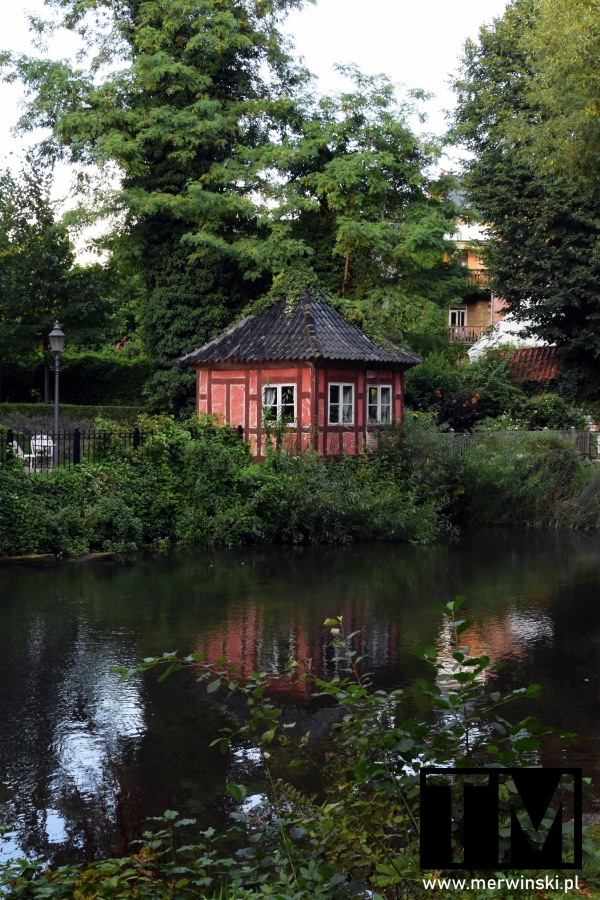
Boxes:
[0,529,599,863]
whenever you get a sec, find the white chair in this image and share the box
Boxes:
[30,434,54,470]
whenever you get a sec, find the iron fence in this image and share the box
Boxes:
[1,427,144,472]
[442,429,596,459]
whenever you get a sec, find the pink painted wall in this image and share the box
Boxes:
[193,361,407,458]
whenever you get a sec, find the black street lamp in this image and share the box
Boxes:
[49,321,65,465]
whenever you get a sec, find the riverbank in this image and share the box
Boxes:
[1,415,599,561]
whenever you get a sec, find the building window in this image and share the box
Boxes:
[262,384,296,424]
[368,385,392,424]
[449,308,466,327]
[328,383,354,425]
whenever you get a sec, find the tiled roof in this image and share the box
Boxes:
[507,346,559,381]
[180,291,421,367]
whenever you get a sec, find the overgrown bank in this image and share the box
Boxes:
[0,416,450,558]
[1,415,599,560]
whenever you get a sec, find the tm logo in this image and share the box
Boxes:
[420,768,582,870]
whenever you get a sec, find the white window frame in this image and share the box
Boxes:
[449,308,467,327]
[262,383,297,426]
[328,383,354,426]
[367,385,392,425]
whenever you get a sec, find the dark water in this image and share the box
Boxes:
[0,529,599,863]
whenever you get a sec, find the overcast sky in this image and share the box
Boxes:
[1,0,509,191]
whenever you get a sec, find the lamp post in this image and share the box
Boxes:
[49,321,65,466]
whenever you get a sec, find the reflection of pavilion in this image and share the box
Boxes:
[195,603,403,701]
[435,609,553,694]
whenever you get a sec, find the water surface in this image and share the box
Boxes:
[0,529,599,862]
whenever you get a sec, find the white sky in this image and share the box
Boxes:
[1,0,509,197]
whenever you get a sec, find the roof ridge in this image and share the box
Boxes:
[298,291,321,357]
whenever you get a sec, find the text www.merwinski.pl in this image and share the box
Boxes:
[422,874,580,894]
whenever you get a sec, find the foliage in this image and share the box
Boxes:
[406,348,588,432]
[0,416,454,559]
[2,0,315,412]
[0,351,151,405]
[0,163,127,402]
[262,69,469,353]
[1,599,580,898]
[60,351,152,406]
[2,3,475,409]
[0,164,73,382]
[452,0,600,401]
[406,350,521,430]
[404,351,466,411]
[0,404,142,429]
[484,392,588,432]
[519,0,600,182]
[456,431,584,527]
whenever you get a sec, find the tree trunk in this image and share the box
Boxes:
[343,252,350,294]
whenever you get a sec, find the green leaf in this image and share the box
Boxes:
[227,782,247,803]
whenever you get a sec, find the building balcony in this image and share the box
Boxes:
[466,269,490,287]
[447,325,490,345]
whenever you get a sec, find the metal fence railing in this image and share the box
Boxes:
[441,429,596,460]
[1,427,144,472]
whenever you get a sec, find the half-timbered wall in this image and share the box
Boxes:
[194,361,406,458]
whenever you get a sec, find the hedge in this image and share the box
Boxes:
[0,352,152,405]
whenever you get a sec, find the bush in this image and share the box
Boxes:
[0,353,151,406]
[457,431,583,527]
[404,351,465,411]
[0,403,143,431]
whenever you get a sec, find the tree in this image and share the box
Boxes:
[258,67,469,353]
[3,0,314,411]
[0,165,73,399]
[520,0,600,181]
[452,0,600,400]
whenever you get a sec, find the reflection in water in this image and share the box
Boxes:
[0,529,599,863]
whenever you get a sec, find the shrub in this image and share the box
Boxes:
[457,432,583,527]
[85,496,143,552]
[404,351,465,411]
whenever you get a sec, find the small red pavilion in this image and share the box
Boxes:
[180,288,421,458]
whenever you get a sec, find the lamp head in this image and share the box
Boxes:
[49,321,65,354]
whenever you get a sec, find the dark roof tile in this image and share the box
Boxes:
[180,290,421,367]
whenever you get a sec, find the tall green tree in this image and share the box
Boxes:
[453,0,600,399]
[520,0,600,181]
[0,165,73,399]
[3,0,313,411]
[256,67,468,353]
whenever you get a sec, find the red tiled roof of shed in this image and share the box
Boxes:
[507,346,559,381]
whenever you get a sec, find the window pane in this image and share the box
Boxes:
[329,385,339,404]
[330,403,340,424]
[263,386,277,420]
[281,386,294,405]
[381,387,391,423]
[342,385,353,423]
